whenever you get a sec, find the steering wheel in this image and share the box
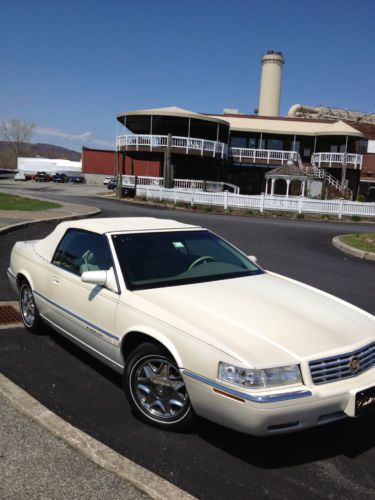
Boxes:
[188,255,215,270]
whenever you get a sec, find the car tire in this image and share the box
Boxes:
[19,280,44,333]
[124,342,196,431]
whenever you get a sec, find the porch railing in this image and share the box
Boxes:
[312,152,362,169]
[229,148,298,164]
[116,134,228,159]
[119,175,240,194]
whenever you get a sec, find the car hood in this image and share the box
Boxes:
[134,273,375,367]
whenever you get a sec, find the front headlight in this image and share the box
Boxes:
[218,362,302,390]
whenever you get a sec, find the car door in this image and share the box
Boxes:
[47,229,119,364]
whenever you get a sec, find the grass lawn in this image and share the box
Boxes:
[0,192,62,211]
[340,233,375,253]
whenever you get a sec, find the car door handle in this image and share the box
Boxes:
[53,277,60,285]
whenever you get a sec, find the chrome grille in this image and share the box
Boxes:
[309,342,375,385]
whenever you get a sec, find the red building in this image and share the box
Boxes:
[82,147,160,183]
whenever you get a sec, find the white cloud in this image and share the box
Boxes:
[35,126,114,148]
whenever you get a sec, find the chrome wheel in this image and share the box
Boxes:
[130,355,189,422]
[19,281,44,333]
[20,284,36,327]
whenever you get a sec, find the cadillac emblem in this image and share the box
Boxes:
[349,357,360,373]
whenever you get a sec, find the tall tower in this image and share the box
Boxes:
[258,51,285,117]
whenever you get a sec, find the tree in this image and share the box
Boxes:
[0,119,36,168]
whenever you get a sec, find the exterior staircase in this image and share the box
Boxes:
[296,155,353,199]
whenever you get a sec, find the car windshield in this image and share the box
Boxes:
[112,230,263,290]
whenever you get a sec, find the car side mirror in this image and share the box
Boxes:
[81,268,118,293]
[248,255,258,263]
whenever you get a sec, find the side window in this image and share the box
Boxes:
[52,230,113,276]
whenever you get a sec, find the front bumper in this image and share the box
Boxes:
[182,368,375,436]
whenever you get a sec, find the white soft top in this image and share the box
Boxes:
[34,217,201,261]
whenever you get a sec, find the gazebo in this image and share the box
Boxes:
[265,160,310,197]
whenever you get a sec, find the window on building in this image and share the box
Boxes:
[267,139,284,150]
[230,137,247,149]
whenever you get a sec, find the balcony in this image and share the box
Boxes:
[229,148,298,165]
[312,153,362,169]
[116,134,228,159]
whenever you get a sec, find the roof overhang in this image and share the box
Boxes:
[117,106,230,127]
[207,115,364,137]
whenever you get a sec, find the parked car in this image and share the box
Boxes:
[34,171,50,182]
[107,178,136,197]
[14,172,26,181]
[52,173,68,183]
[68,175,86,184]
[107,178,117,190]
[103,177,113,185]
[8,218,375,435]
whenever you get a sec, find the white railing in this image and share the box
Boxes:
[116,134,228,159]
[304,165,352,199]
[230,148,298,164]
[312,152,362,169]
[137,186,375,218]
[296,153,352,199]
[118,175,240,194]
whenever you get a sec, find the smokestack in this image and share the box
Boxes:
[258,51,285,117]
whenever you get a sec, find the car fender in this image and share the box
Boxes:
[119,323,240,382]
[121,326,184,367]
[15,268,36,292]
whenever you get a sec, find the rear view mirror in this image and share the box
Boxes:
[248,255,258,263]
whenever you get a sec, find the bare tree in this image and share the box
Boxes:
[0,119,36,168]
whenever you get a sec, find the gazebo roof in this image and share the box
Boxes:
[265,161,309,179]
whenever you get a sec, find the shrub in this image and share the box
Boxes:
[357,194,365,203]
[203,205,213,212]
[296,213,305,219]
[321,213,331,220]
[175,201,189,208]
[351,215,362,222]
[245,210,253,216]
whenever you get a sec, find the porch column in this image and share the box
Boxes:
[301,180,306,197]
[271,178,275,196]
[187,118,191,154]
[150,116,153,151]
[341,135,348,187]
[286,179,291,198]
[265,179,268,195]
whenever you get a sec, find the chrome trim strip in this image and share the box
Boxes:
[182,370,312,403]
[33,290,120,341]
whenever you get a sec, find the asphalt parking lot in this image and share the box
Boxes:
[1,183,375,498]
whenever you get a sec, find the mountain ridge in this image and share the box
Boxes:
[0,141,81,165]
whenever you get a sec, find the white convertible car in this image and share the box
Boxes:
[7,217,375,435]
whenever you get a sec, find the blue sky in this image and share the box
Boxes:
[1,0,374,152]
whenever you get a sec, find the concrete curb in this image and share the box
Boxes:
[332,236,375,261]
[0,373,194,500]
